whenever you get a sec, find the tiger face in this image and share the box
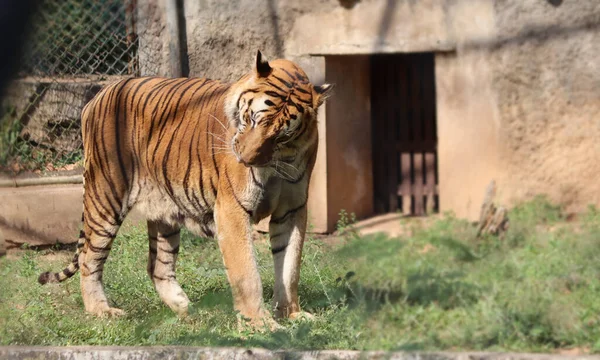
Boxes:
[226,51,333,167]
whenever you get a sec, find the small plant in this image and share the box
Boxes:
[336,209,358,239]
[0,107,23,167]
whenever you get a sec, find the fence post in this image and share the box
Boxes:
[163,0,183,78]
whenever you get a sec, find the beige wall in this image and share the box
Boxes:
[437,0,600,219]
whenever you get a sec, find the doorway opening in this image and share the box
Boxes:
[371,53,439,215]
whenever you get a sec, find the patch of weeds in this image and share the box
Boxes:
[509,195,564,227]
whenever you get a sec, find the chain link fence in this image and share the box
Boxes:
[0,0,162,176]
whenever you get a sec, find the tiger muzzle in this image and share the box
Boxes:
[235,134,275,167]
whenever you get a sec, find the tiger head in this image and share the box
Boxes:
[225,51,333,167]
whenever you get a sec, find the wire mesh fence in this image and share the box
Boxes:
[0,0,162,176]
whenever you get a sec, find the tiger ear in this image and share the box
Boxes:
[313,83,335,107]
[255,50,272,77]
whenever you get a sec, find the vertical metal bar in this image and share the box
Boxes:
[386,56,398,212]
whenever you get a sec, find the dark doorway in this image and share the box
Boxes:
[371,53,438,215]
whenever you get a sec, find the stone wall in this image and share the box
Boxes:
[489,0,600,215]
[438,0,600,218]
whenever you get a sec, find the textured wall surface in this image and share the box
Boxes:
[438,0,600,218]
[488,0,600,214]
[137,0,172,77]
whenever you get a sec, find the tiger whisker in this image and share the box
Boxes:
[206,131,228,144]
[208,113,230,133]
[273,161,293,181]
[271,167,289,180]
[210,146,232,151]
[278,160,299,173]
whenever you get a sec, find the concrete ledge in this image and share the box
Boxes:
[0,184,144,249]
[0,347,598,360]
[0,184,84,248]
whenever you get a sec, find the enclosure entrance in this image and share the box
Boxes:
[371,53,438,215]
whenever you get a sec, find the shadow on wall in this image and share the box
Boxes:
[461,8,598,51]
[359,0,585,53]
[0,215,71,249]
[374,0,398,52]
[267,0,283,57]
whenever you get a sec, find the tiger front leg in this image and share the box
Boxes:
[214,197,279,332]
[269,202,313,320]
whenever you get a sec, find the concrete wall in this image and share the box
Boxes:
[0,184,83,248]
[437,0,600,219]
[137,0,600,227]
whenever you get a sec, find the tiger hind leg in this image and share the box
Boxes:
[147,220,190,316]
[79,212,124,317]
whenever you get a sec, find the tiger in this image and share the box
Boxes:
[38,50,333,329]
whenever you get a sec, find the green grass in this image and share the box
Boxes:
[1,196,600,351]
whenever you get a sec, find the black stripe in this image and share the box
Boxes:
[295,87,309,95]
[183,80,214,212]
[295,97,312,106]
[62,267,76,277]
[87,224,116,239]
[287,98,304,113]
[236,89,260,109]
[87,242,112,253]
[149,246,157,254]
[271,244,288,255]
[280,68,298,82]
[128,78,156,198]
[151,79,195,160]
[86,137,122,222]
[273,75,293,88]
[265,80,287,93]
[159,245,180,254]
[294,71,308,83]
[224,171,253,217]
[156,258,174,265]
[265,90,285,99]
[84,184,120,227]
[271,201,307,224]
[88,267,104,276]
[159,229,181,239]
[250,167,266,190]
[113,78,135,193]
[153,274,176,281]
[208,85,229,177]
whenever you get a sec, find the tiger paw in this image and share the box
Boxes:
[237,312,283,333]
[289,311,315,321]
[94,307,126,318]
